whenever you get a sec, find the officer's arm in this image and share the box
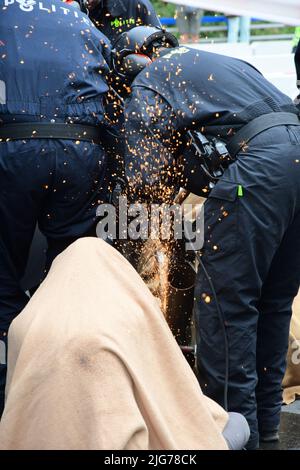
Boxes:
[101,36,112,68]
[124,88,182,203]
[92,26,112,67]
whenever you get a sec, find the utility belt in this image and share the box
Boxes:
[0,122,103,145]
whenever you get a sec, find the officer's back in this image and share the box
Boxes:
[0,0,112,418]
[132,46,296,140]
[0,0,110,125]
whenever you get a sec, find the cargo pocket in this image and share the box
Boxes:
[203,180,239,256]
[287,125,300,145]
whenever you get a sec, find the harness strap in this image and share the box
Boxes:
[227,112,300,158]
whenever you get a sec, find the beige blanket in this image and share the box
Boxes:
[283,291,300,404]
[0,238,228,450]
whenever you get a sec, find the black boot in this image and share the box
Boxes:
[260,430,280,443]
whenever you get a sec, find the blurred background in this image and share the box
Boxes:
[152,0,300,99]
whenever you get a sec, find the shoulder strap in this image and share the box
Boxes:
[227,112,300,158]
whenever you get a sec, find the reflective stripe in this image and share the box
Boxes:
[0,340,6,366]
[0,80,6,105]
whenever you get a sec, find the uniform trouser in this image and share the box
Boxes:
[0,138,107,416]
[195,125,300,449]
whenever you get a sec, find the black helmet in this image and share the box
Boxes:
[112,26,179,80]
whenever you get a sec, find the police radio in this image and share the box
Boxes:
[180,130,235,195]
[189,130,234,180]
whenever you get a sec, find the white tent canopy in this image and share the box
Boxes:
[167,0,300,26]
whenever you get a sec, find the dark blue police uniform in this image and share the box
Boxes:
[124,47,300,449]
[0,0,111,415]
[89,0,161,44]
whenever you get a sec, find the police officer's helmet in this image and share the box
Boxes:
[112,26,179,81]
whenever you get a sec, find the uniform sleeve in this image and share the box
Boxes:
[92,25,112,68]
[101,36,112,68]
[140,0,162,28]
[124,87,182,203]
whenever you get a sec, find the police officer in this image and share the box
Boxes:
[87,1,161,242]
[114,27,300,449]
[87,0,161,43]
[0,0,112,416]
